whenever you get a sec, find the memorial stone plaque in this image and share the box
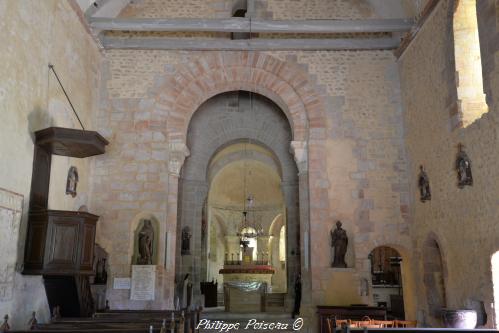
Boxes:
[130,265,156,301]
[113,278,131,290]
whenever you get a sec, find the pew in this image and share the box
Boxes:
[3,308,202,333]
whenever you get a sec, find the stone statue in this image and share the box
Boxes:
[181,226,191,255]
[331,221,348,268]
[0,314,10,332]
[137,220,154,265]
[28,311,38,330]
[292,273,302,319]
[456,143,473,188]
[65,166,78,197]
[418,165,431,202]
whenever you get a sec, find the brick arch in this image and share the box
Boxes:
[151,52,327,142]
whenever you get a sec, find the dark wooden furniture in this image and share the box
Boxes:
[24,210,98,275]
[200,281,218,307]
[22,127,108,317]
[317,305,387,333]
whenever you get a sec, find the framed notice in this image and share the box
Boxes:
[130,265,156,301]
[113,278,131,290]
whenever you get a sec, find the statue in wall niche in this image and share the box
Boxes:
[456,143,473,188]
[331,221,348,268]
[418,165,431,202]
[137,220,154,265]
[181,226,192,255]
[65,166,78,197]
[94,258,108,284]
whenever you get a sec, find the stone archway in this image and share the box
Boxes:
[146,51,328,319]
[175,91,299,307]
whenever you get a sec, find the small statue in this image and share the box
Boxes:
[95,258,108,284]
[104,300,110,311]
[331,221,348,268]
[292,273,302,319]
[65,166,78,197]
[160,319,167,333]
[418,165,431,202]
[137,220,154,265]
[28,311,38,330]
[0,314,10,333]
[181,226,192,255]
[456,143,473,188]
[52,306,61,321]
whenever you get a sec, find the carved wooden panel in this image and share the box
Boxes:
[80,223,96,271]
[25,220,46,266]
[46,220,79,267]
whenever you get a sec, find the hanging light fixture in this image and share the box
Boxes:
[236,19,265,245]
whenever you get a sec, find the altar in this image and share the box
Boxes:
[219,246,275,312]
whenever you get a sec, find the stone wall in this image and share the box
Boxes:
[96,43,413,324]
[398,0,499,327]
[0,0,101,328]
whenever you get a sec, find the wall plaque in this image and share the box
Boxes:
[0,188,23,302]
[113,278,131,290]
[130,265,156,301]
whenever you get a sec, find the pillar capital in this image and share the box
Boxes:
[290,140,308,174]
[168,141,190,176]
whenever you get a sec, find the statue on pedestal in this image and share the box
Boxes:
[137,220,154,265]
[331,221,348,268]
[418,165,431,202]
[456,143,473,188]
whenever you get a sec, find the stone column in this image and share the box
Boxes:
[290,140,312,312]
[167,141,190,308]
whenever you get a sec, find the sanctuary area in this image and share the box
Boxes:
[1,0,499,332]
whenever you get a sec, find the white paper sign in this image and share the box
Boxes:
[130,265,156,301]
[113,278,131,290]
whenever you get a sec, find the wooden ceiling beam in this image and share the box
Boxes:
[90,17,414,34]
[101,36,401,51]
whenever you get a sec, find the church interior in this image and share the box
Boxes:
[1,0,499,332]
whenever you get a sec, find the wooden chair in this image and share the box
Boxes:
[336,319,350,327]
[372,320,395,328]
[394,319,417,328]
[325,318,350,333]
[350,320,373,328]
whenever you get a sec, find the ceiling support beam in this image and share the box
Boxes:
[90,17,414,34]
[101,37,401,51]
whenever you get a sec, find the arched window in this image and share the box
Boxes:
[452,0,488,127]
[279,226,286,262]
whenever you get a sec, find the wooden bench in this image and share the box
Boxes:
[6,308,202,333]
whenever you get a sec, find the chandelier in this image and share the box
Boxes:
[237,194,264,242]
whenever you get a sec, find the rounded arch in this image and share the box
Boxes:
[207,140,283,182]
[422,232,448,325]
[150,52,328,143]
[182,91,297,182]
[269,213,284,237]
